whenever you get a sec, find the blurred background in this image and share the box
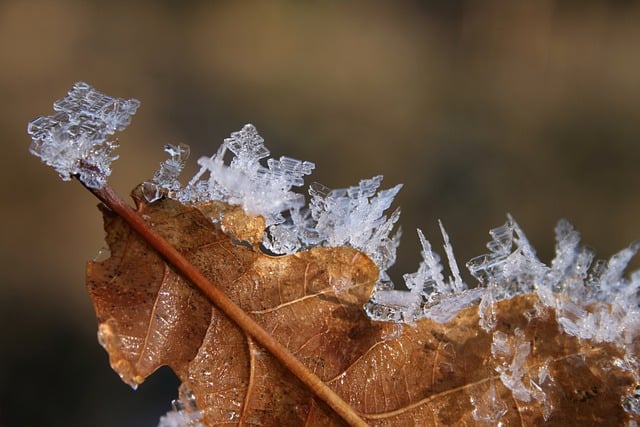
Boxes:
[1,1,639,425]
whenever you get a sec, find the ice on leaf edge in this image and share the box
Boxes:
[137,122,640,424]
[27,83,640,424]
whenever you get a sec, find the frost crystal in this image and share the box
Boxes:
[157,409,204,427]
[366,222,482,323]
[27,82,140,188]
[470,382,508,423]
[28,85,640,425]
[367,213,640,361]
[144,125,403,289]
[142,143,191,203]
[157,387,204,427]
[139,114,640,355]
[174,124,315,226]
[492,329,533,402]
[537,222,640,347]
[265,176,402,288]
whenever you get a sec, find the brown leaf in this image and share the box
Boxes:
[87,192,639,426]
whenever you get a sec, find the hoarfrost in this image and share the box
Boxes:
[143,124,402,289]
[492,329,532,402]
[142,143,190,203]
[27,82,140,188]
[470,381,508,424]
[157,410,203,427]
[157,387,204,427]
[366,223,482,324]
[30,84,638,349]
[175,124,315,226]
[264,175,402,284]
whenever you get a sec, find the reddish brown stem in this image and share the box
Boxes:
[86,183,369,427]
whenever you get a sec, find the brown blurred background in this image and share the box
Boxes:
[1,1,639,426]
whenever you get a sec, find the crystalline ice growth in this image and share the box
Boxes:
[466,216,549,331]
[492,329,532,402]
[537,220,640,347]
[178,124,314,226]
[308,176,402,270]
[142,143,191,203]
[470,381,508,423]
[27,82,140,188]
[468,215,548,297]
[157,387,204,427]
[157,409,204,427]
[266,175,403,290]
[366,222,481,324]
[146,124,403,289]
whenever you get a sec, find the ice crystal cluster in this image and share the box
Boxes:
[157,391,204,427]
[142,124,403,290]
[142,120,639,355]
[27,82,140,188]
[143,124,315,227]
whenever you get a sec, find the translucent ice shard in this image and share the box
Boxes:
[265,175,402,289]
[178,124,315,226]
[467,215,547,297]
[470,381,508,423]
[27,82,140,188]
[535,219,640,347]
[366,222,478,324]
[307,176,402,269]
[157,408,204,427]
[157,386,204,427]
[492,329,532,402]
[142,143,190,203]
[143,124,403,289]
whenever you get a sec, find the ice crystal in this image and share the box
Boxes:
[144,125,403,289]
[492,329,533,402]
[366,222,483,323]
[157,410,204,427]
[142,143,191,203]
[365,211,639,349]
[28,84,640,426]
[157,388,204,427]
[171,124,315,226]
[27,82,140,188]
[265,176,402,289]
[536,221,640,347]
[470,381,508,424]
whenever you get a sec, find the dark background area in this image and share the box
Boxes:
[1,1,639,426]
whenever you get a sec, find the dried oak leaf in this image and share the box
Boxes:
[87,191,639,426]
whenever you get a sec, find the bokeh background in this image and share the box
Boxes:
[1,1,639,426]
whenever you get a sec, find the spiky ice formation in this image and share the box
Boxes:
[368,215,639,347]
[265,176,402,288]
[157,388,204,427]
[145,124,403,290]
[27,82,140,188]
[365,222,482,324]
[163,124,316,226]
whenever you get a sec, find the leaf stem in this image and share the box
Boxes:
[86,183,369,427]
